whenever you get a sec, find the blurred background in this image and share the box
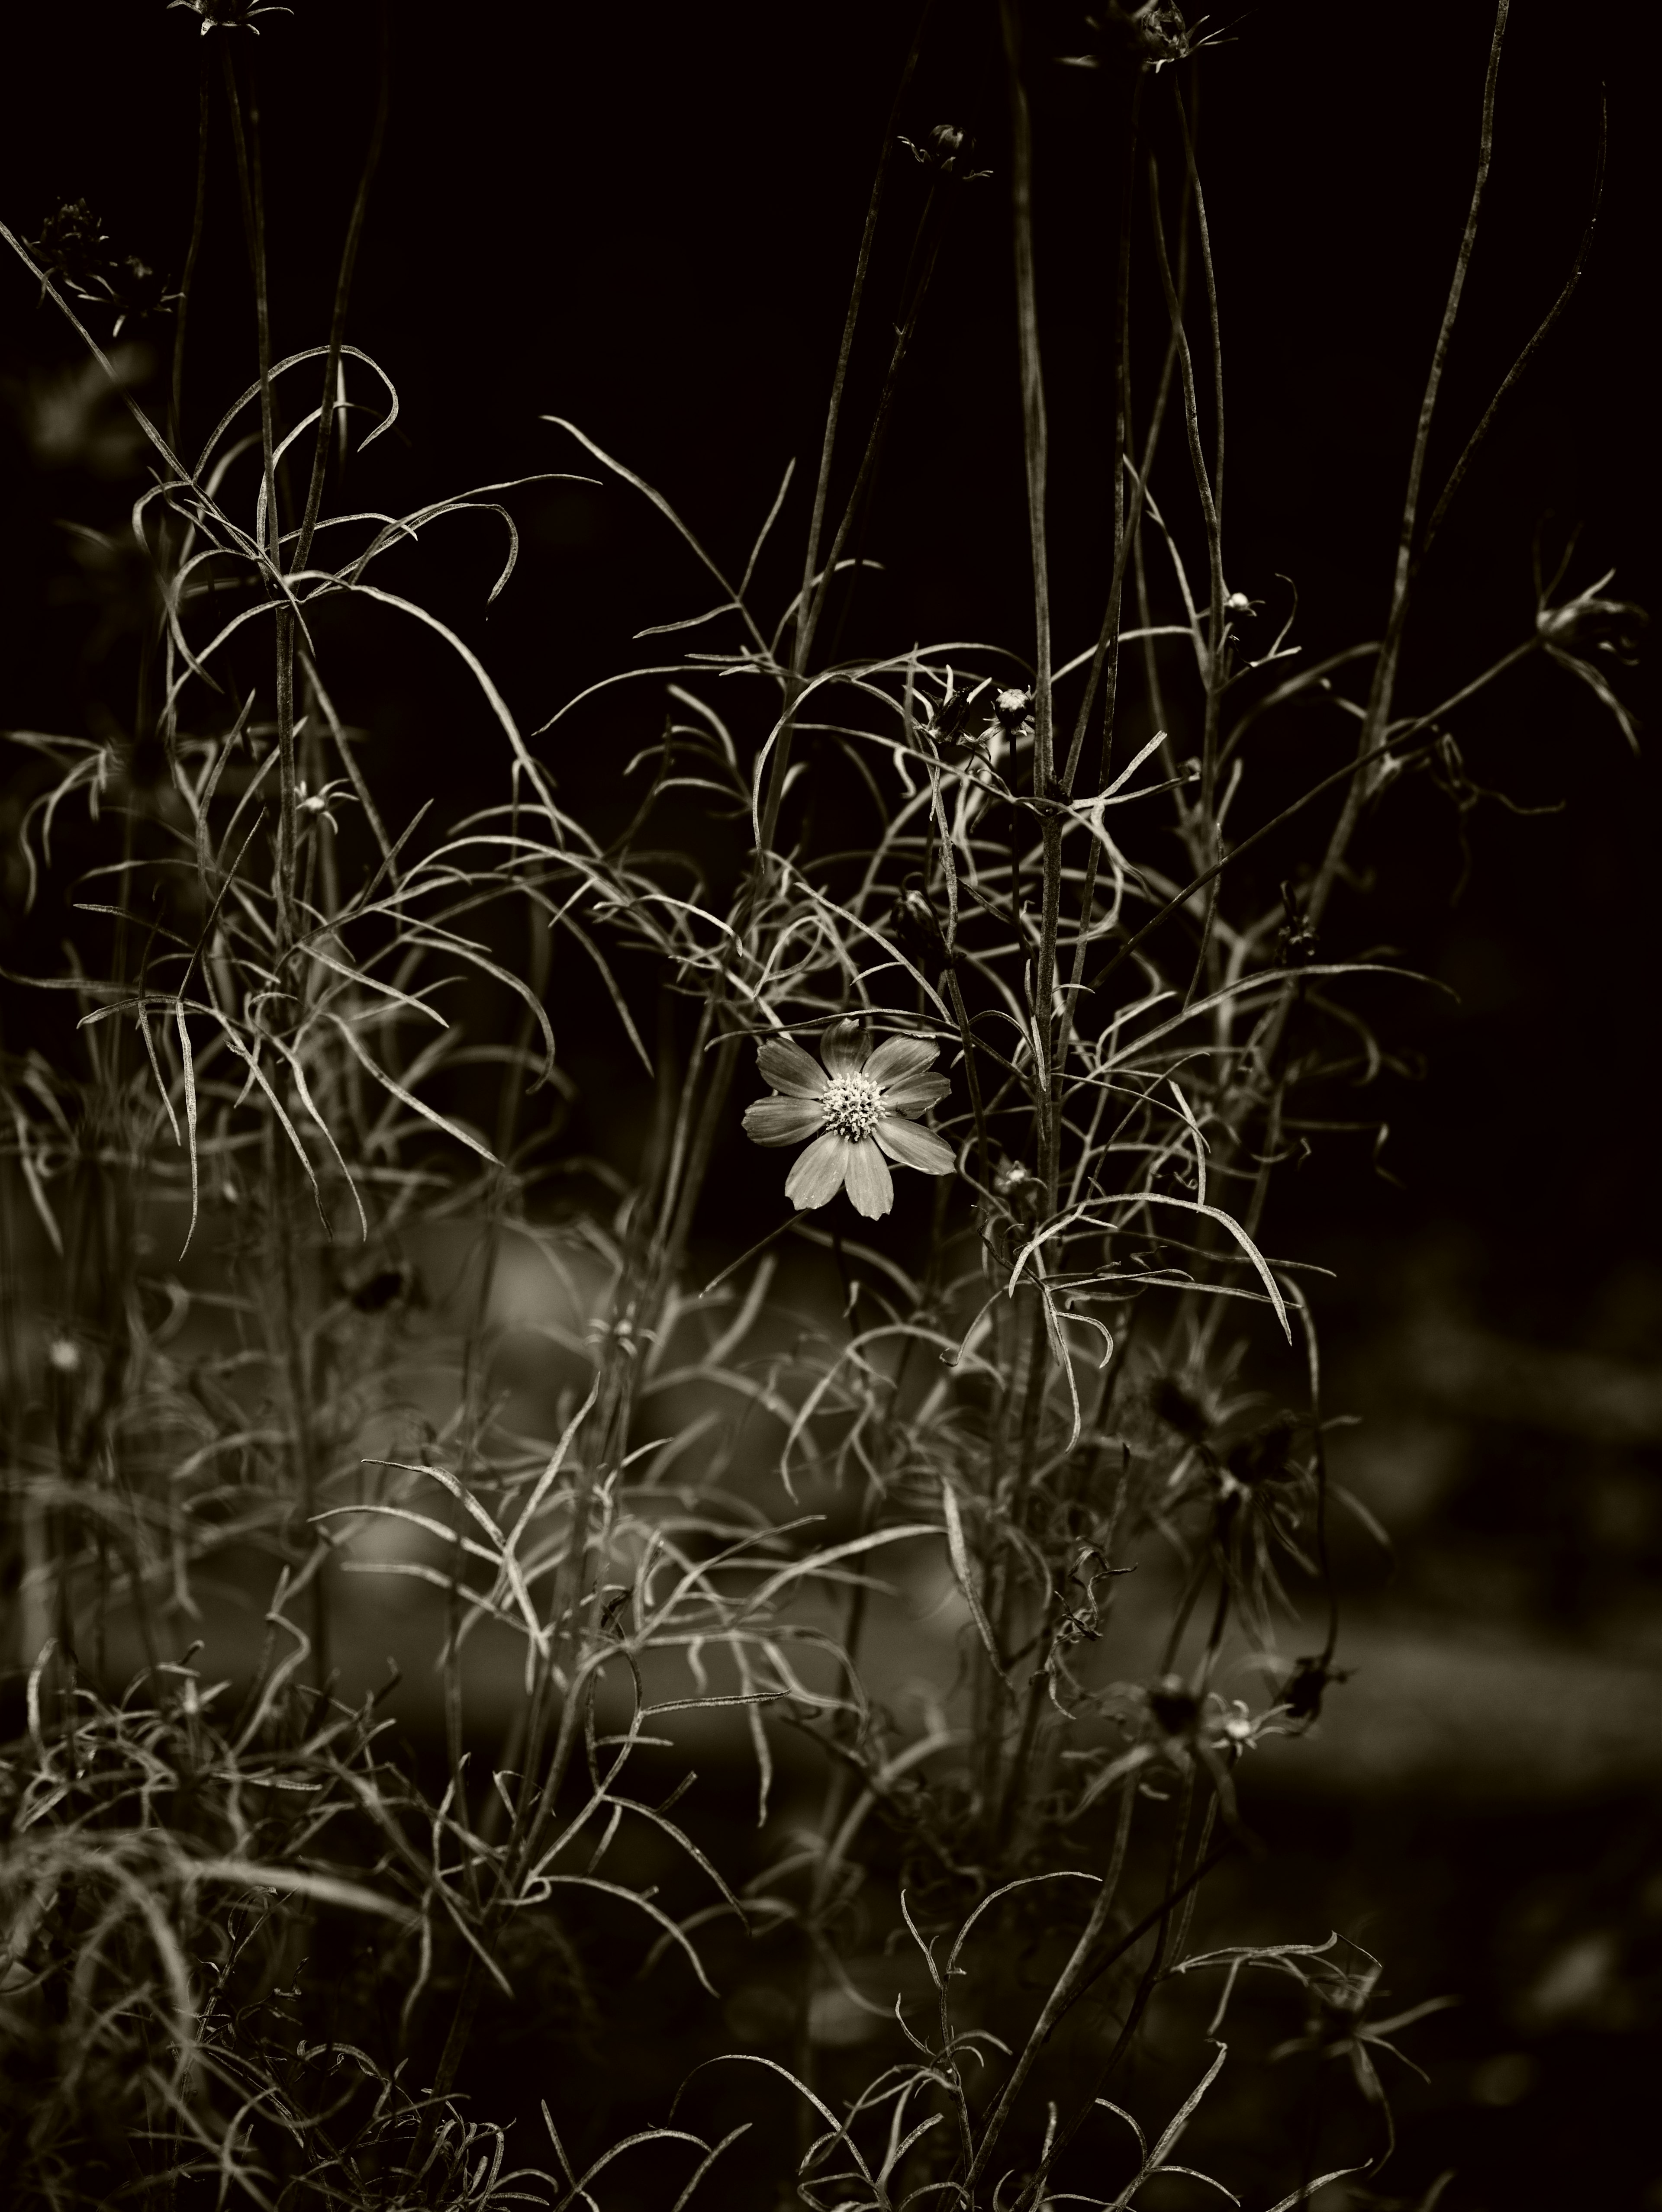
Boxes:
[2,0,1657,2203]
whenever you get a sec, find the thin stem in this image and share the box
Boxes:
[966,1779,1136,2189]
[799,211,948,698]
[1146,144,1227,1006]
[1173,72,1224,543]
[798,8,929,648]
[1123,143,1203,869]
[168,52,212,453]
[755,10,931,860]
[1001,0,1053,801]
[294,0,390,576]
[219,42,295,948]
[944,961,993,1197]
[271,1137,330,1681]
[1054,75,1156,1091]
[1285,1279,1342,1670]
[657,1032,742,1297]
[1020,1828,1235,2207]
[1083,634,1536,997]
[1198,7,1520,1367]
[1308,0,1510,935]
[749,196,949,923]
[1060,66,1144,800]
[994,1585,1058,1852]
[1001,0,1064,1252]
[1417,90,1604,571]
[1146,154,1222,690]
[1168,1791,1219,1965]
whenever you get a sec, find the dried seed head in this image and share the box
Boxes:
[889,882,945,965]
[1537,588,1646,660]
[994,1158,1043,1222]
[1282,1654,1351,1724]
[1151,1375,1210,1442]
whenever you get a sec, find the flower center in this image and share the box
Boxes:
[821,1072,882,1142]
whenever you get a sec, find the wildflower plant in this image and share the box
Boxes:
[0,1,1639,2208]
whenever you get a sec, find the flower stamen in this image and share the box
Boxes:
[820,1072,883,1141]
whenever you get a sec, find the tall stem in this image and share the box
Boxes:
[168,53,211,453]
[220,42,294,949]
[1188,0,1516,1379]
[1308,0,1510,934]
[1059,66,1144,800]
[294,0,390,576]
[272,1142,330,1680]
[1146,143,1227,1005]
[965,1778,1138,2192]
[1000,3,1053,803]
[755,9,931,860]
[1000,0,1061,1230]
[1018,1781,1219,2207]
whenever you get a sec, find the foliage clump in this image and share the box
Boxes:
[0,1,1637,2206]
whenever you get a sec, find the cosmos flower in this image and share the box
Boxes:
[742,1018,954,1219]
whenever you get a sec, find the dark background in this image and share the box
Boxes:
[2,1,1658,2204]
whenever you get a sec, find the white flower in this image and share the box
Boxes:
[742,1018,955,1220]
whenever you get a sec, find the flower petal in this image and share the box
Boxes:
[784,1132,850,1211]
[743,1095,827,1148]
[865,1034,939,1087]
[820,1017,870,1077]
[873,1115,955,1176]
[756,1034,827,1098]
[843,1137,895,1218]
[876,1071,951,1118]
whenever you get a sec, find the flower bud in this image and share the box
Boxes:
[1149,1674,1200,1736]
